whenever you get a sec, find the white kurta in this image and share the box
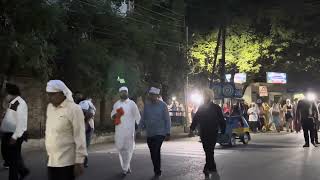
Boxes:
[111,99,141,171]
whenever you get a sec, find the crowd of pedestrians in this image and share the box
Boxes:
[1,81,320,180]
[0,80,173,180]
[224,99,300,134]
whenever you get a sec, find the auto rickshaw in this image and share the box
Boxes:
[217,101,251,147]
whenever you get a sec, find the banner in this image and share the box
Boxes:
[259,86,268,97]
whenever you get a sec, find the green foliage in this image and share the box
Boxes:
[190,29,273,74]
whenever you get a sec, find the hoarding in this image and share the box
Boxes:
[266,72,287,84]
[225,73,247,84]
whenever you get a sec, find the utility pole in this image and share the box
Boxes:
[220,26,226,84]
[184,24,190,133]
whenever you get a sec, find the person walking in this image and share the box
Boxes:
[1,99,10,169]
[248,103,259,133]
[262,102,271,131]
[257,103,265,131]
[189,88,226,179]
[296,98,318,147]
[270,102,281,132]
[140,87,171,179]
[283,99,294,132]
[0,83,30,180]
[111,87,141,176]
[45,80,87,180]
[293,98,301,133]
[79,97,96,168]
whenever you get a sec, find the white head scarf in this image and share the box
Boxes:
[149,87,160,95]
[79,99,96,114]
[79,100,90,110]
[46,80,74,102]
[119,86,128,93]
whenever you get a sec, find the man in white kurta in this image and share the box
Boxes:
[111,87,141,176]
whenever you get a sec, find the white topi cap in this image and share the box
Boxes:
[119,86,128,93]
[149,87,160,95]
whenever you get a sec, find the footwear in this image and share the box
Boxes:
[3,162,9,169]
[127,168,131,174]
[19,168,30,180]
[152,173,162,179]
[209,170,218,174]
[84,164,89,168]
[121,171,128,177]
[303,144,310,148]
[316,141,320,145]
[204,172,210,179]
[312,143,318,147]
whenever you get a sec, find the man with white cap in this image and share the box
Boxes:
[111,86,141,176]
[140,87,171,179]
[45,80,87,180]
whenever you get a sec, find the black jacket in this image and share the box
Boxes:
[190,102,226,140]
[296,99,318,122]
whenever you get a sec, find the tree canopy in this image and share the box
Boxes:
[0,0,187,98]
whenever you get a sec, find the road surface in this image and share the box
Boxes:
[1,133,319,180]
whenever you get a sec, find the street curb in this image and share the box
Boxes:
[18,126,187,152]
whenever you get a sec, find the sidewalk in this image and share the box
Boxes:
[10,126,188,153]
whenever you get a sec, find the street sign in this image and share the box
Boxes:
[222,83,235,98]
[117,76,126,84]
[259,86,268,97]
[234,89,243,98]
[211,83,223,99]
[211,83,235,99]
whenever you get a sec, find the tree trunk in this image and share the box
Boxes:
[210,26,222,87]
[100,94,107,126]
[220,26,226,83]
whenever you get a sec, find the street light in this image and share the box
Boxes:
[190,92,204,106]
[306,92,317,101]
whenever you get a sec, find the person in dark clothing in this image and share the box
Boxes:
[296,99,318,147]
[0,83,30,180]
[189,89,226,179]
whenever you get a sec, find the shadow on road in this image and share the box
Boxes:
[216,143,296,151]
[210,173,221,180]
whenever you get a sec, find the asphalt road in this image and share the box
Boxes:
[1,132,319,180]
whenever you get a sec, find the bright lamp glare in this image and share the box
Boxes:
[172,96,177,101]
[190,92,203,105]
[306,92,317,101]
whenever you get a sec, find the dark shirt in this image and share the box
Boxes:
[190,102,226,140]
[297,99,318,121]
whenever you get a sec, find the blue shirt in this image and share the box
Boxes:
[140,100,171,137]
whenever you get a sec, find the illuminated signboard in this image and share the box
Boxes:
[266,72,287,84]
[225,73,247,84]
